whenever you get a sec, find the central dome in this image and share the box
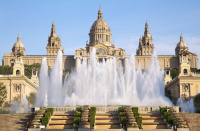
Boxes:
[90,9,111,33]
[89,8,112,46]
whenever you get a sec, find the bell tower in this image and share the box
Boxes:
[136,21,154,56]
[46,21,64,55]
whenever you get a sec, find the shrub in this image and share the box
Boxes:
[120,116,127,126]
[90,107,96,129]
[90,107,96,113]
[75,112,81,117]
[118,107,124,112]
[120,112,125,116]
[138,124,142,129]
[47,108,54,116]
[132,107,138,113]
[74,117,80,125]
[160,107,167,114]
[45,112,51,121]
[134,112,139,117]
[167,115,174,125]
[136,117,142,125]
[76,107,82,112]
[42,117,49,126]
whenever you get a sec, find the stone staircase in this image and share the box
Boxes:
[141,113,167,129]
[48,112,75,129]
[95,112,121,129]
[180,113,200,131]
[0,113,32,131]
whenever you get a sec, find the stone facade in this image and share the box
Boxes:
[2,8,198,72]
[165,51,200,100]
[0,56,38,104]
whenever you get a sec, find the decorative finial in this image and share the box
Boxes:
[52,20,55,27]
[17,33,20,41]
[180,33,183,41]
[145,20,148,27]
[98,6,103,19]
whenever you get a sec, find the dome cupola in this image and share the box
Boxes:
[175,34,188,55]
[12,34,25,56]
[89,7,112,46]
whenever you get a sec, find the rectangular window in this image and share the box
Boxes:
[106,35,108,41]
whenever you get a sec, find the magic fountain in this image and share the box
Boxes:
[35,49,194,112]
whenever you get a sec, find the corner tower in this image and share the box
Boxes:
[46,22,64,55]
[136,21,154,56]
[12,34,25,56]
[175,34,188,56]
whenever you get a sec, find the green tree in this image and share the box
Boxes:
[0,82,7,107]
[24,63,41,78]
[170,67,179,79]
[27,92,36,105]
[0,66,13,75]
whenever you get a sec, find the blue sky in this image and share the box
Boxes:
[0,0,200,67]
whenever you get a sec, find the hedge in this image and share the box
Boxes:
[120,116,127,126]
[76,107,82,112]
[74,117,80,125]
[163,112,174,125]
[90,107,96,113]
[90,107,96,129]
[132,107,138,113]
[42,117,49,126]
[120,112,125,116]
[136,117,142,125]
[118,107,124,112]
[75,112,81,117]
[134,112,139,117]
[41,108,54,126]
[47,108,54,115]
[160,107,167,114]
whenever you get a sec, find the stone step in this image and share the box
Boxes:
[51,115,74,119]
[95,116,119,119]
[48,125,73,129]
[141,116,162,118]
[142,117,163,120]
[142,125,167,129]
[96,117,119,120]
[53,113,75,116]
[50,120,74,124]
[143,119,165,123]
[51,118,74,120]
[95,125,120,129]
[142,122,166,125]
[96,113,118,115]
[96,122,120,125]
[96,119,119,123]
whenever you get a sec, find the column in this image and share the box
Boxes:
[75,57,82,70]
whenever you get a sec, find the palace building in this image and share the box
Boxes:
[0,8,199,104]
[2,8,198,72]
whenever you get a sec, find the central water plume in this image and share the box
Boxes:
[36,49,174,107]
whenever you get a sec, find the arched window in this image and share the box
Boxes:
[184,69,188,75]
[80,52,82,56]
[119,52,121,56]
[16,70,20,75]
[52,43,55,46]
[166,71,169,75]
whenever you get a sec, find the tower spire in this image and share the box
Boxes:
[144,21,150,37]
[98,6,103,19]
[51,21,57,37]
